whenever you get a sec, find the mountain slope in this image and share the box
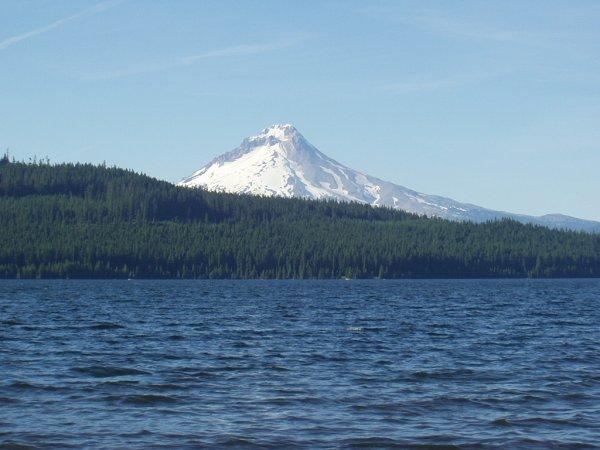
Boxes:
[179,124,600,232]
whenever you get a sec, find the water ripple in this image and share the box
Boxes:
[1,279,599,449]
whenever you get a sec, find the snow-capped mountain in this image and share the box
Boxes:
[179,124,600,232]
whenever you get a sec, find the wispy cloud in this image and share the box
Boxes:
[381,69,514,95]
[404,13,529,43]
[355,6,535,44]
[181,41,301,64]
[0,0,123,51]
[382,79,455,95]
[85,36,310,80]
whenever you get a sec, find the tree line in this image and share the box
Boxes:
[1,160,599,278]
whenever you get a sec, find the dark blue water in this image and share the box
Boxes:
[1,280,599,449]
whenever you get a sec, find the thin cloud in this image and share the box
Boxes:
[86,36,310,80]
[381,70,513,95]
[0,0,123,51]
[382,79,455,95]
[406,13,529,43]
[355,6,535,44]
[182,40,300,64]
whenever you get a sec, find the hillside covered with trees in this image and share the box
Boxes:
[1,159,599,279]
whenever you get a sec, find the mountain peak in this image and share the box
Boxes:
[256,123,299,141]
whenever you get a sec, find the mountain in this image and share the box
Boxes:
[179,124,600,232]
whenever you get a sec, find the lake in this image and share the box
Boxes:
[1,279,599,448]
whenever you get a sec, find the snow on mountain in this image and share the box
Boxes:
[179,124,600,232]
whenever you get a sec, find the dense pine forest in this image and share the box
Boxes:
[1,158,599,279]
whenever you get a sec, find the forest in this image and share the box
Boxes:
[1,158,599,279]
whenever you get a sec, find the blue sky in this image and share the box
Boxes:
[1,0,599,220]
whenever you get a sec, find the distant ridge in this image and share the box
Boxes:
[180,124,600,233]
